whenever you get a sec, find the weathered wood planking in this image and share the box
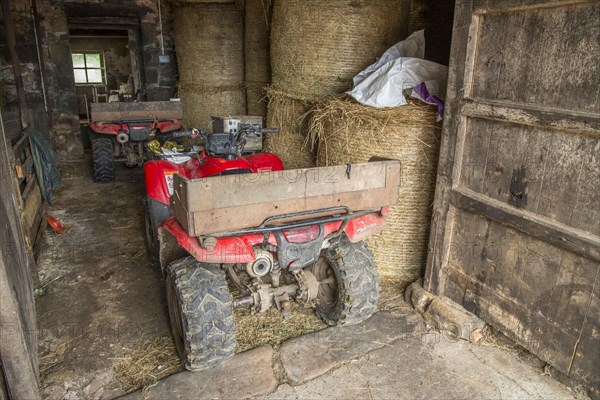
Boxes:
[0,112,40,399]
[90,101,182,122]
[173,161,400,236]
[425,0,600,390]
[443,210,599,386]
[11,133,47,261]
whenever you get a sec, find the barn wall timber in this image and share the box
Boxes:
[0,0,178,158]
[0,111,41,399]
[426,0,599,392]
[0,0,50,138]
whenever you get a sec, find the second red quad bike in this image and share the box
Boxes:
[144,116,401,370]
[88,101,183,183]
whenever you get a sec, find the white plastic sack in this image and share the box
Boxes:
[347,30,448,113]
[353,30,426,86]
[348,58,447,108]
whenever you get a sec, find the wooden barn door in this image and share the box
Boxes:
[425,0,599,388]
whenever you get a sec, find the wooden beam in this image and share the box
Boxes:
[450,187,600,262]
[0,111,40,399]
[461,99,600,136]
[90,101,182,122]
[1,0,30,128]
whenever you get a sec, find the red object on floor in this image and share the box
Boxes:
[47,215,64,234]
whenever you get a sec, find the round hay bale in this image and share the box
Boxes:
[310,96,441,277]
[245,0,272,117]
[246,82,268,118]
[270,0,409,101]
[264,89,315,169]
[179,87,246,130]
[174,4,246,129]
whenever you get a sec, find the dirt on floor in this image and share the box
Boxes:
[36,160,170,400]
[35,158,416,399]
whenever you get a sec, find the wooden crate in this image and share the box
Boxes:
[90,101,182,122]
[173,160,400,236]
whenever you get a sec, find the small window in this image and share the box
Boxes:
[72,52,105,84]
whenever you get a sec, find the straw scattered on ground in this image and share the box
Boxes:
[378,275,415,312]
[113,336,183,394]
[112,274,415,393]
[234,303,327,352]
[39,339,74,387]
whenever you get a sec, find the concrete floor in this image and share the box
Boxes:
[123,311,582,400]
[36,159,586,400]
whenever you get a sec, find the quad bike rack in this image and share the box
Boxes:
[171,160,401,237]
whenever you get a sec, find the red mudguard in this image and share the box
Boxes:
[161,208,389,264]
[89,120,182,135]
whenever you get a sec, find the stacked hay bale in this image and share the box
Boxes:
[173,3,245,130]
[245,0,272,118]
[266,0,408,169]
[310,96,441,278]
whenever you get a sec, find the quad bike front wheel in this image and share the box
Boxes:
[310,236,380,326]
[144,201,158,266]
[166,257,237,370]
[91,138,115,183]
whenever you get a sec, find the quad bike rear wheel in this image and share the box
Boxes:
[310,236,380,326]
[91,138,115,183]
[166,257,237,370]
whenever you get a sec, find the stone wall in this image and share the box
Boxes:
[0,0,178,159]
[0,0,50,140]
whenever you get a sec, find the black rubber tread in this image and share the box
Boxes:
[166,257,237,370]
[91,138,115,183]
[143,202,159,267]
[312,235,380,326]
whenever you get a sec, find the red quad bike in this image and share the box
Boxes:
[144,117,400,370]
[88,101,183,182]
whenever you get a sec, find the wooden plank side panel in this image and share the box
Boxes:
[0,112,40,399]
[185,161,396,212]
[460,118,600,237]
[173,161,400,236]
[90,101,183,122]
[445,213,599,381]
[470,2,600,114]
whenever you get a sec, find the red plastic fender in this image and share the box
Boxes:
[161,210,388,264]
[88,122,121,135]
[162,217,263,264]
[156,120,182,133]
[144,160,187,205]
[344,208,389,242]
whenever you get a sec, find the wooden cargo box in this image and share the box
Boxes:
[172,160,401,236]
[90,101,182,122]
